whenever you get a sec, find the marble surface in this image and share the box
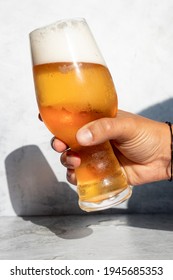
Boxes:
[0,214,173,260]
[1,0,173,215]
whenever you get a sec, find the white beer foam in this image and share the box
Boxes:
[30,18,106,66]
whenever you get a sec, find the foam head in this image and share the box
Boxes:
[29,18,106,66]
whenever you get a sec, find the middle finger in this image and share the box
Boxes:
[60,150,81,169]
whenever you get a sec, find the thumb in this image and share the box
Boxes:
[76,116,132,146]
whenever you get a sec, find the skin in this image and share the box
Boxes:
[49,110,171,186]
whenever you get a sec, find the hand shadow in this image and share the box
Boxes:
[5,145,93,239]
[5,145,83,216]
[22,215,95,240]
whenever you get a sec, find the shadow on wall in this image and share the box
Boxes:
[5,145,83,216]
[5,98,173,216]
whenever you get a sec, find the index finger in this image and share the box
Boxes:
[51,137,69,153]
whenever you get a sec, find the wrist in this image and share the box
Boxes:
[154,122,172,182]
[165,122,173,181]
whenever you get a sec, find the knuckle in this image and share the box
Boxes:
[100,118,113,133]
[96,118,116,139]
[89,118,116,143]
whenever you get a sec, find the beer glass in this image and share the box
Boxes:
[29,18,132,212]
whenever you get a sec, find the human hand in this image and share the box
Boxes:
[51,110,171,186]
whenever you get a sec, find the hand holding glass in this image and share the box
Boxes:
[29,18,132,212]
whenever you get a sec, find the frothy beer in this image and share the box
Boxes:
[30,19,130,211]
[30,18,106,66]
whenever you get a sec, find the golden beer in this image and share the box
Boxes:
[30,18,132,211]
[33,62,117,148]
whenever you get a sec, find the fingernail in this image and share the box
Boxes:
[50,136,56,151]
[38,113,43,121]
[76,128,93,145]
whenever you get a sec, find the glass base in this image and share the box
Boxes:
[78,185,132,212]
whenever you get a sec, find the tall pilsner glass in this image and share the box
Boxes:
[30,18,132,212]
